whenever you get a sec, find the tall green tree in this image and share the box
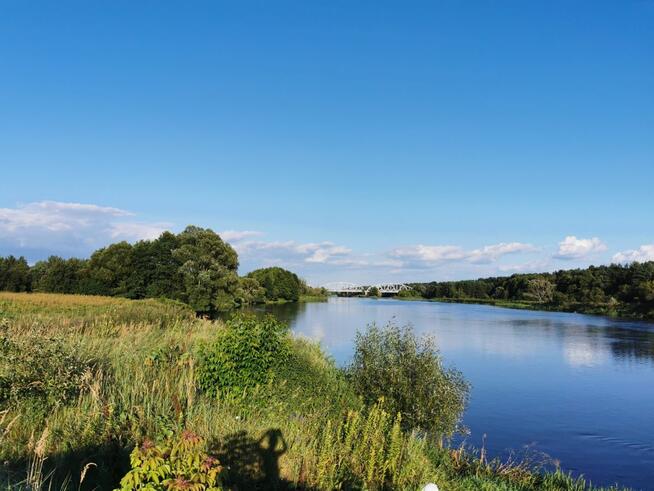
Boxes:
[173,226,239,313]
[0,256,31,292]
[31,256,85,294]
[80,242,134,296]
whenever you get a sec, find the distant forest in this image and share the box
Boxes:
[0,226,320,314]
[410,261,654,320]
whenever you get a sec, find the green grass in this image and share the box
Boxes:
[298,294,329,303]
[0,292,629,490]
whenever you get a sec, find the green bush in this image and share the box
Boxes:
[397,288,419,298]
[246,267,302,302]
[347,323,469,437]
[197,314,290,397]
[0,326,93,408]
[117,430,223,490]
[367,286,381,297]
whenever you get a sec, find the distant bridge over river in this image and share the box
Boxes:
[323,282,411,297]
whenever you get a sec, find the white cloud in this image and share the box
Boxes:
[499,259,552,274]
[390,242,535,268]
[391,245,467,263]
[612,244,654,264]
[220,230,264,241]
[0,201,170,258]
[109,222,171,241]
[234,239,353,266]
[468,242,538,264]
[554,236,607,260]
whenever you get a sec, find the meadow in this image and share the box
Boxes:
[0,292,628,490]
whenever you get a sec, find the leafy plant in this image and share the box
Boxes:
[197,314,290,397]
[309,400,436,490]
[347,323,469,437]
[0,327,93,408]
[117,430,223,490]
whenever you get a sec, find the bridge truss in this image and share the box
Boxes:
[323,282,411,296]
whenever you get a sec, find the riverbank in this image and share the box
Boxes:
[262,293,329,305]
[406,262,654,323]
[394,294,654,322]
[0,292,628,490]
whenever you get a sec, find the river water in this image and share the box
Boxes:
[249,297,654,490]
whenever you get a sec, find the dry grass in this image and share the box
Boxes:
[0,291,120,307]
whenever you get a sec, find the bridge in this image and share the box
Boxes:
[323,282,411,297]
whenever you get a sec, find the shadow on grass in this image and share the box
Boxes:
[214,428,316,491]
[2,429,316,490]
[1,439,131,491]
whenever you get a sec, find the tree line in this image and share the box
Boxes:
[410,261,654,319]
[0,226,320,314]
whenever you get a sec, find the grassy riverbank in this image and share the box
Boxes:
[264,293,329,305]
[0,292,627,490]
[395,294,651,321]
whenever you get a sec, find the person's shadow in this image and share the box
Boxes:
[258,428,287,488]
[216,428,312,490]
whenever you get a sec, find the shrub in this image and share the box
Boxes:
[307,401,437,489]
[117,430,223,490]
[397,288,418,298]
[197,315,290,397]
[367,286,381,297]
[0,326,93,408]
[347,323,469,437]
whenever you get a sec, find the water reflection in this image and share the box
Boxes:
[251,299,654,366]
[245,298,654,490]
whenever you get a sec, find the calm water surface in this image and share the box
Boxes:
[251,297,654,490]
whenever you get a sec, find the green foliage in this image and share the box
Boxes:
[174,226,239,313]
[367,286,381,297]
[0,293,631,491]
[396,288,419,298]
[0,256,31,292]
[83,241,136,297]
[246,267,302,302]
[308,400,436,490]
[524,278,555,303]
[234,277,266,306]
[117,430,223,491]
[0,226,247,315]
[347,323,469,437]
[31,256,86,294]
[299,282,329,301]
[197,315,290,397]
[0,326,93,408]
[413,261,654,320]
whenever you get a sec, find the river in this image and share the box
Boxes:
[249,297,654,490]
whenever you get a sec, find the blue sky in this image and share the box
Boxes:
[1,1,652,284]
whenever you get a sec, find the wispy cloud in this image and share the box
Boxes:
[498,259,552,274]
[0,201,170,258]
[224,232,402,275]
[232,239,353,266]
[553,236,607,260]
[390,242,536,268]
[220,230,264,241]
[612,244,654,264]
